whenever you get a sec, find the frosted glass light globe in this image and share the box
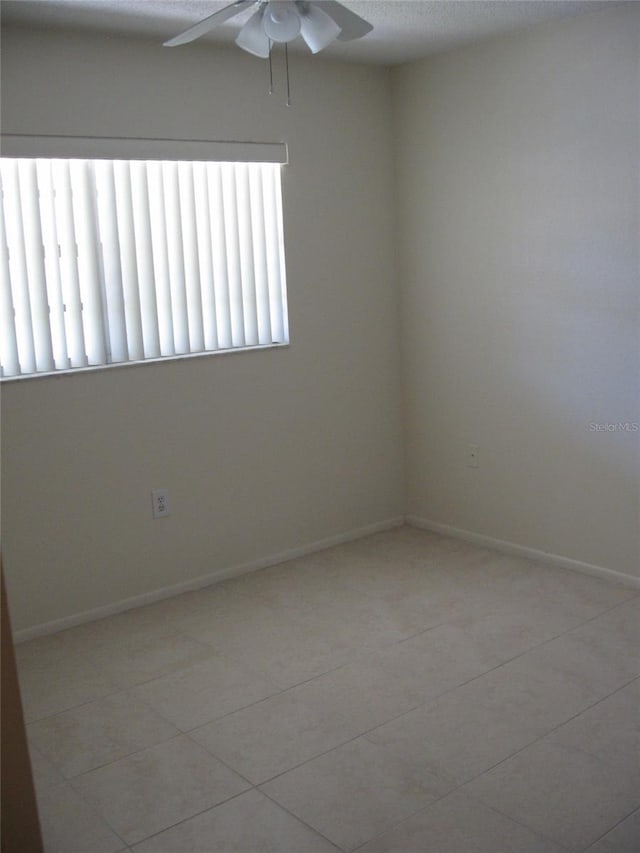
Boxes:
[263,1,301,42]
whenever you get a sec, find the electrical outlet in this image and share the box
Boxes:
[467,444,479,468]
[151,488,170,518]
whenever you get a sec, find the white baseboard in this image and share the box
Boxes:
[13,516,405,643]
[15,513,637,643]
[406,515,640,591]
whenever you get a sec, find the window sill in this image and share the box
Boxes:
[0,341,290,383]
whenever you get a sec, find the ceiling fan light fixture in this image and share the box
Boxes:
[299,3,342,54]
[263,0,302,43]
[163,0,373,70]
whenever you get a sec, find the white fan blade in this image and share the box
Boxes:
[236,7,271,57]
[298,2,341,53]
[164,0,255,47]
[316,0,372,41]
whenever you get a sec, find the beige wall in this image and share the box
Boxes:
[2,5,639,635]
[393,4,639,578]
[0,28,404,632]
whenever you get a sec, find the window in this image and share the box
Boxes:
[0,145,289,379]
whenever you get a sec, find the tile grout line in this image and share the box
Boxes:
[579,804,640,852]
[429,676,640,852]
[61,774,130,850]
[258,787,349,852]
[122,788,256,850]
[347,791,576,853]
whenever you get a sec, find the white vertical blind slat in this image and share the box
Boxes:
[53,160,88,367]
[93,160,128,363]
[208,164,233,349]
[264,165,287,343]
[235,164,259,347]
[146,161,175,357]
[69,160,107,366]
[3,160,37,374]
[178,162,205,353]
[18,160,55,372]
[36,160,70,370]
[130,161,161,358]
[113,160,144,361]
[192,162,218,352]
[221,164,245,348]
[162,162,190,354]
[0,175,21,377]
[248,164,272,346]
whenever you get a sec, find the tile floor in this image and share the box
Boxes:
[16,526,640,852]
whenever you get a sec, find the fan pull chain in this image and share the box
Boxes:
[285,42,291,106]
[268,40,274,95]
[265,43,292,106]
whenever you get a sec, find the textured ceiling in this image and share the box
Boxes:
[0,0,619,65]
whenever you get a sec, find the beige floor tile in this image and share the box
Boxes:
[132,651,282,731]
[365,685,539,784]
[15,633,80,669]
[522,623,640,699]
[583,596,640,652]
[281,607,405,671]
[28,691,179,778]
[51,592,241,663]
[357,790,567,853]
[370,623,504,699]
[55,604,186,652]
[463,739,640,850]
[176,593,364,691]
[545,678,640,778]
[28,744,65,792]
[261,736,453,851]
[455,649,606,737]
[143,585,256,625]
[301,600,419,652]
[58,588,255,659]
[178,593,295,649]
[215,608,377,690]
[500,562,635,620]
[331,557,452,603]
[290,649,430,733]
[131,789,340,852]
[72,735,250,845]
[218,557,358,613]
[450,595,583,662]
[584,809,640,853]
[85,630,214,689]
[16,638,118,722]
[191,690,359,783]
[36,782,125,853]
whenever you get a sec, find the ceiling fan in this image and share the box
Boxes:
[163,0,373,58]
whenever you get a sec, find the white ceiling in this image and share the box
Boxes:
[0,0,619,65]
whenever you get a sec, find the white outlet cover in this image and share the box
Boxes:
[151,488,170,518]
[467,445,479,468]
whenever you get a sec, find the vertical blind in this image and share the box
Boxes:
[0,158,289,378]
